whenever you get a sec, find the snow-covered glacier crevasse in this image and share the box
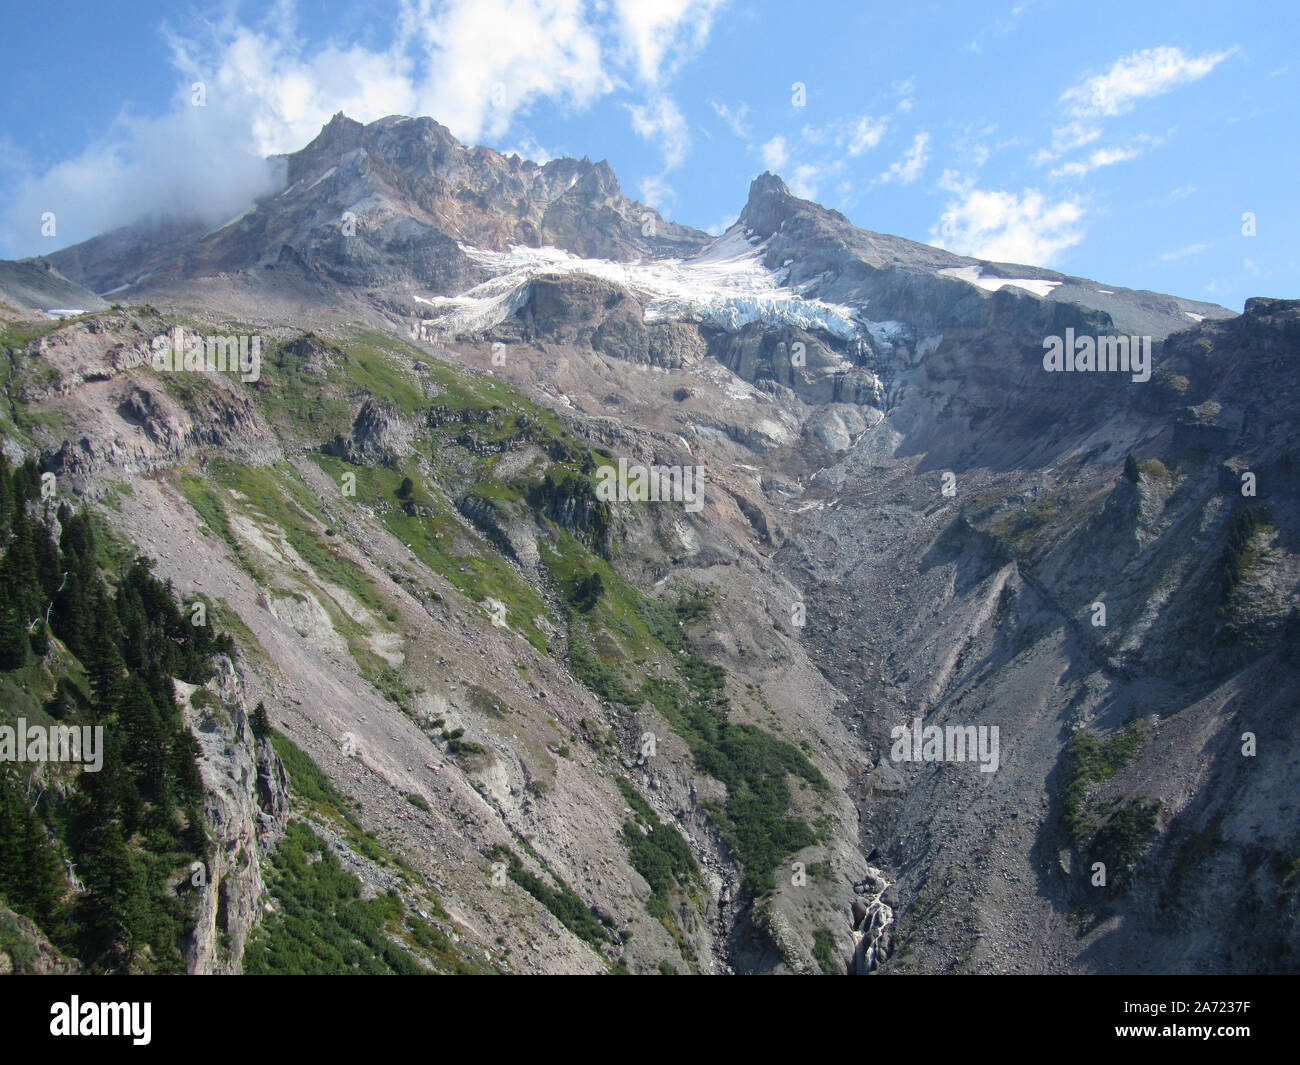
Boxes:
[642,292,862,340]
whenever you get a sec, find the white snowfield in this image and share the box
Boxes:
[413,226,863,341]
[938,265,1062,299]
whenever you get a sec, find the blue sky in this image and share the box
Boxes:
[1,0,1294,311]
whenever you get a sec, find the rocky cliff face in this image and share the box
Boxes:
[181,657,289,974]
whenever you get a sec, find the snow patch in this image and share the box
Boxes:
[939,265,1062,298]
[305,166,337,192]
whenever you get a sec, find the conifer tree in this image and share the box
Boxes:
[0,772,64,921]
[0,453,13,530]
[0,588,29,670]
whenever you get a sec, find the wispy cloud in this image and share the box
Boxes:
[847,115,888,155]
[1034,45,1232,177]
[1160,241,1214,262]
[639,174,675,210]
[710,99,750,139]
[799,115,888,155]
[628,94,690,168]
[880,131,930,184]
[1031,121,1102,165]
[1060,45,1237,119]
[951,121,999,170]
[501,131,555,164]
[892,77,916,113]
[1049,134,1162,179]
[969,0,1037,54]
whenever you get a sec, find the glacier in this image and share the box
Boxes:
[413,226,865,342]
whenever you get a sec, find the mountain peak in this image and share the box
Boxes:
[739,171,795,239]
[748,171,792,199]
[578,157,620,198]
[318,111,365,145]
[286,112,365,185]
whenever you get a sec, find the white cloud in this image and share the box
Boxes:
[4,95,284,257]
[969,0,1036,53]
[931,184,1085,266]
[950,122,997,170]
[1061,45,1237,119]
[404,0,614,143]
[501,131,555,163]
[847,115,888,155]
[1048,134,1161,179]
[1160,241,1213,262]
[1031,47,1230,177]
[1050,161,1089,180]
[880,131,929,184]
[937,168,974,195]
[761,135,789,170]
[710,99,750,139]
[893,77,915,112]
[794,115,886,157]
[610,0,726,87]
[638,175,675,209]
[1031,121,1101,165]
[1087,144,1143,167]
[789,164,820,199]
[163,24,421,155]
[627,94,690,168]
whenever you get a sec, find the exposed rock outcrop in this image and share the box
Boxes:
[181,656,289,975]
